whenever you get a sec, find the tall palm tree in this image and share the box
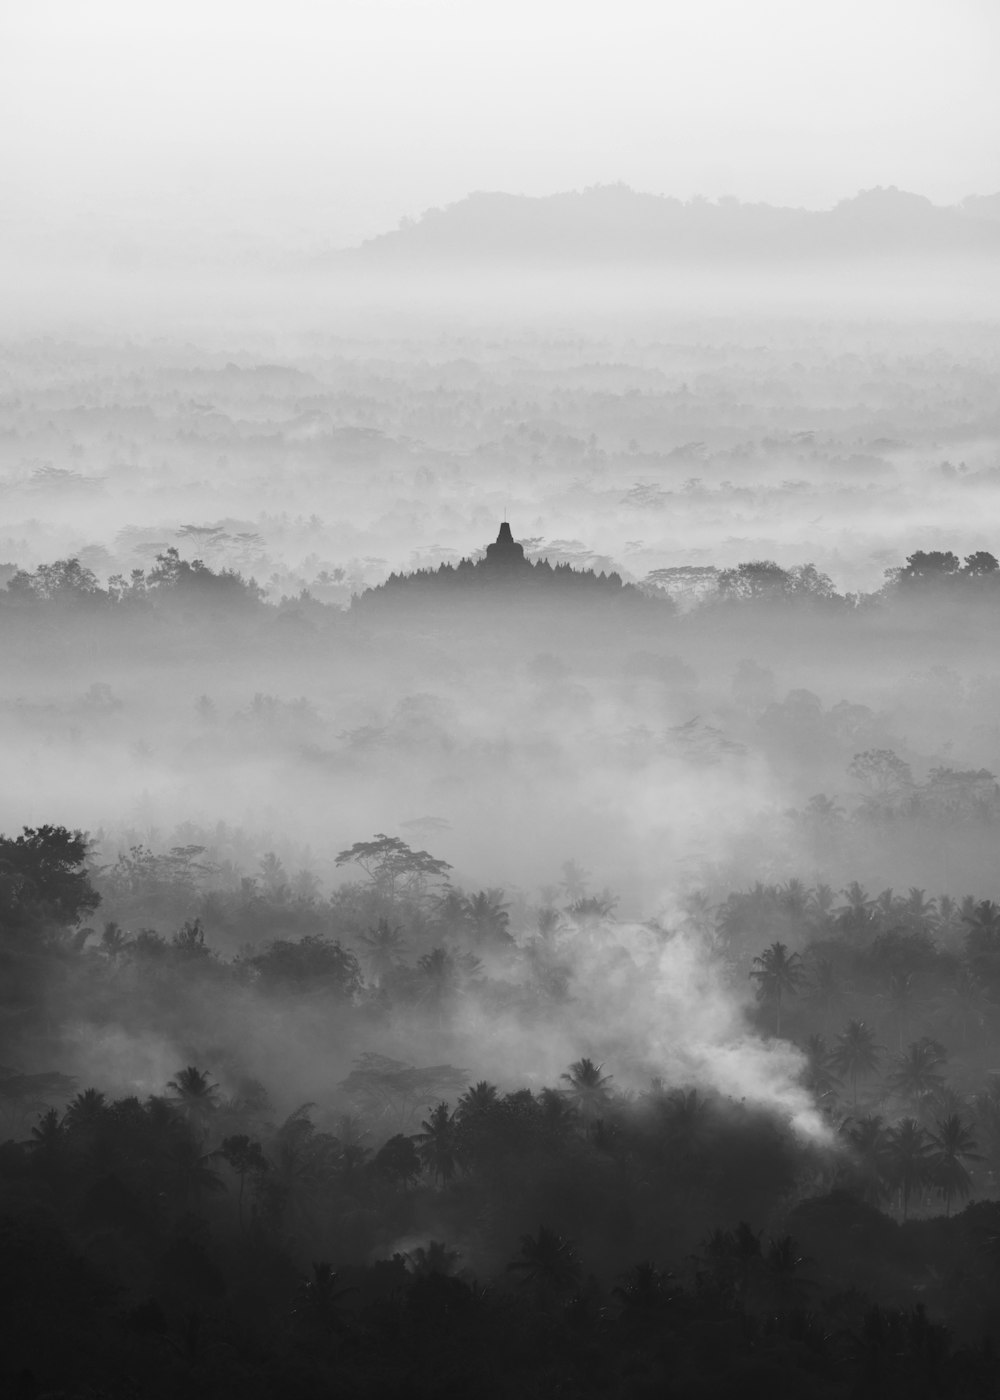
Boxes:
[560,1058,613,1118]
[357,918,407,985]
[883,1117,935,1219]
[218,1133,268,1231]
[414,1102,461,1184]
[962,900,1000,957]
[929,1114,981,1215]
[166,1067,220,1134]
[830,1020,881,1108]
[886,1037,947,1111]
[838,882,876,923]
[750,942,806,1036]
[466,889,511,945]
[844,1114,890,1206]
[936,895,961,942]
[64,1087,107,1133]
[457,1081,499,1118]
[902,888,938,933]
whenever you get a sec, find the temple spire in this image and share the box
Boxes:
[485,521,527,567]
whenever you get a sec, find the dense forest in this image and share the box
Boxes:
[8,815,1000,1395]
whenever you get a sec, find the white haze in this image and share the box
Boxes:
[4,0,1000,1149]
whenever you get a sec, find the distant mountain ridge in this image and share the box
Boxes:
[332,185,1000,266]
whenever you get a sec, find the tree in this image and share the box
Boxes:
[166,1067,220,1135]
[334,834,451,900]
[830,1020,881,1108]
[886,1038,947,1110]
[218,1134,268,1230]
[406,1240,461,1278]
[249,935,361,998]
[413,1102,461,1184]
[749,941,806,1036]
[0,825,100,938]
[717,560,793,601]
[372,1133,421,1189]
[466,889,512,946]
[844,1114,891,1206]
[884,1118,935,1218]
[457,1081,500,1117]
[963,550,999,576]
[848,750,913,815]
[929,1115,981,1215]
[896,551,961,586]
[560,1058,613,1118]
[357,917,406,983]
[507,1226,582,1303]
[292,1262,355,1332]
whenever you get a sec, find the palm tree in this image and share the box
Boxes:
[413,1102,461,1184]
[902,888,938,933]
[457,1081,499,1117]
[936,895,961,943]
[808,882,837,926]
[560,1058,613,1118]
[844,1114,890,1206]
[357,917,407,984]
[874,888,899,925]
[830,1020,881,1108]
[166,1067,220,1135]
[837,882,876,926]
[416,948,458,1008]
[218,1133,268,1230]
[963,900,1000,957]
[537,1086,580,1138]
[884,1117,935,1218]
[930,1114,981,1215]
[99,921,130,960]
[507,1226,582,1303]
[466,889,511,945]
[64,1087,107,1133]
[886,1037,947,1111]
[25,1107,67,1173]
[749,942,806,1036]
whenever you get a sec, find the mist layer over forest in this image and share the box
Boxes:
[6,261,1000,1395]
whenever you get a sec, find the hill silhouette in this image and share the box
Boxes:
[331,184,1000,267]
[352,522,652,616]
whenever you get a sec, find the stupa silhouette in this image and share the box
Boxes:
[484,521,527,568]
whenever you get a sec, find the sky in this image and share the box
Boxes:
[2,0,999,257]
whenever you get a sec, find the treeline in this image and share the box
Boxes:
[4,543,1000,624]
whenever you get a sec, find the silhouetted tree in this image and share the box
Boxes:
[750,941,806,1036]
